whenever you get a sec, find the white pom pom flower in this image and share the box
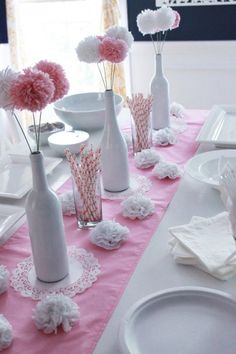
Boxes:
[89,220,129,250]
[153,161,182,180]
[153,128,177,146]
[170,102,185,118]
[134,149,161,169]
[121,194,155,220]
[0,266,9,295]
[137,9,157,35]
[59,191,75,216]
[76,36,101,63]
[0,315,13,351]
[33,294,80,334]
[155,6,175,32]
[106,26,134,49]
[122,132,132,151]
[0,67,19,110]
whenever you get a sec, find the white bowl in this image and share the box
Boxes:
[48,131,89,156]
[53,92,123,131]
[28,122,65,146]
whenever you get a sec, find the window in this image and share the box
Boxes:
[127,0,236,41]
[19,0,103,94]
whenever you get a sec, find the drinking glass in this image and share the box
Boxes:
[72,169,102,229]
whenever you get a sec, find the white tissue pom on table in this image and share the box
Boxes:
[122,131,133,151]
[59,191,75,216]
[170,102,185,118]
[152,161,182,180]
[153,128,177,146]
[33,294,80,334]
[0,315,13,351]
[89,221,129,250]
[121,194,155,220]
[134,149,161,169]
[0,266,9,295]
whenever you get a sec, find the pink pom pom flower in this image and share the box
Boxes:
[172,11,181,30]
[34,60,69,102]
[99,37,128,64]
[10,68,54,112]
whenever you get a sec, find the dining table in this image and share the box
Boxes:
[0,107,235,354]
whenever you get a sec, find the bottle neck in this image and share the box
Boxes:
[155,54,163,76]
[30,152,48,191]
[104,89,119,131]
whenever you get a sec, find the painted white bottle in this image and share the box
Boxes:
[25,152,69,282]
[101,89,130,192]
[150,53,170,130]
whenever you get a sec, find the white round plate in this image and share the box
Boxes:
[48,130,89,156]
[119,287,236,354]
[185,149,236,187]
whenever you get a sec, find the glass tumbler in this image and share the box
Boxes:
[72,169,102,229]
[131,113,152,155]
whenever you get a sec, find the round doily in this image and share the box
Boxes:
[102,174,152,200]
[10,246,100,300]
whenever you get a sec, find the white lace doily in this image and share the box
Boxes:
[102,174,152,200]
[10,246,100,300]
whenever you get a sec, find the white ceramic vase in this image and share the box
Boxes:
[150,54,170,130]
[101,89,129,192]
[25,152,69,282]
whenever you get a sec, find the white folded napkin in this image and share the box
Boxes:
[169,212,236,280]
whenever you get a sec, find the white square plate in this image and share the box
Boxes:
[0,204,25,245]
[196,105,236,148]
[0,154,62,199]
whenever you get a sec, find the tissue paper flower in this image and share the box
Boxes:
[137,6,180,54]
[33,294,80,334]
[0,67,18,110]
[76,26,133,90]
[105,25,134,49]
[59,191,75,216]
[10,68,54,112]
[155,5,175,31]
[170,102,185,118]
[76,36,101,63]
[0,266,9,295]
[121,194,155,220]
[0,315,13,351]
[89,220,129,250]
[34,60,69,102]
[153,161,182,180]
[122,132,132,151]
[99,37,128,63]
[134,149,161,169]
[0,61,69,154]
[136,9,157,35]
[172,11,181,29]
[153,128,177,146]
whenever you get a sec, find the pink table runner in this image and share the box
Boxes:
[0,110,206,354]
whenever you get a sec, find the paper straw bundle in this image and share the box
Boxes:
[65,146,102,223]
[127,94,153,152]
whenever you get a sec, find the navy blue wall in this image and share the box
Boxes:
[0,0,8,43]
[127,0,236,41]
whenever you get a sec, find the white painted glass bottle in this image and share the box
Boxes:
[101,89,129,192]
[150,53,170,130]
[25,152,69,282]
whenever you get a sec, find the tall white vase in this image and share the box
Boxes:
[25,152,69,283]
[150,54,170,130]
[101,89,129,192]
